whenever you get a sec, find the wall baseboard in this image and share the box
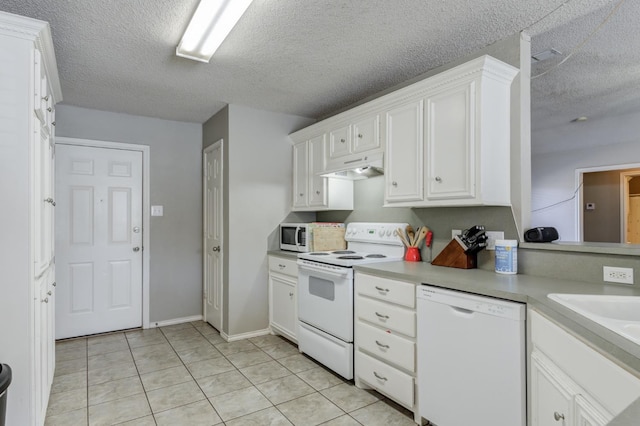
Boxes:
[149,315,203,328]
[221,328,271,342]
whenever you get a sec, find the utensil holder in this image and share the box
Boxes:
[404,246,421,262]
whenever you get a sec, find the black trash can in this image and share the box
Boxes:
[0,364,11,426]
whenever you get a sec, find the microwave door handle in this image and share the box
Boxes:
[296,227,302,248]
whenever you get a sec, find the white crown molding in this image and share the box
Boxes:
[0,11,63,104]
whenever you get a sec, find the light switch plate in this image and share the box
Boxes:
[151,205,164,216]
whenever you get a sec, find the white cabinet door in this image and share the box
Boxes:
[425,81,476,201]
[531,351,573,426]
[384,100,424,203]
[328,125,351,159]
[574,395,611,426]
[352,114,380,153]
[292,141,308,209]
[308,135,327,207]
[269,274,297,342]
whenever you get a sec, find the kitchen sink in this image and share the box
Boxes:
[547,293,640,345]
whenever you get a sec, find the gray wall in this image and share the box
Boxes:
[55,105,203,323]
[583,171,621,243]
[203,106,231,332]
[317,176,518,271]
[203,104,314,337]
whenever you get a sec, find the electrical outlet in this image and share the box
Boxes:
[452,229,461,239]
[603,266,634,285]
[485,231,504,250]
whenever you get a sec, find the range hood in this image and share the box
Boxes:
[320,152,384,180]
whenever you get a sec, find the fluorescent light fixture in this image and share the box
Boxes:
[176,0,254,63]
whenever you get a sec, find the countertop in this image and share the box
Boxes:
[267,250,640,423]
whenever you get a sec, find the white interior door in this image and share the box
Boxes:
[55,144,143,339]
[204,140,223,331]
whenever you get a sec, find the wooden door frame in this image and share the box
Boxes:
[55,137,151,329]
[575,162,640,242]
[203,140,224,331]
[621,170,640,243]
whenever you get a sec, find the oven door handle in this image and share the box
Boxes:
[299,263,351,279]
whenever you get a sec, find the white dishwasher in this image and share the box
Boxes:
[416,285,525,426]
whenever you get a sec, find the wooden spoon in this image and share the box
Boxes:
[406,225,415,247]
[414,227,429,247]
[396,228,411,247]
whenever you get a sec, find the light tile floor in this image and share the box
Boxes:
[45,321,417,425]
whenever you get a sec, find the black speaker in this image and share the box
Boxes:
[524,227,559,243]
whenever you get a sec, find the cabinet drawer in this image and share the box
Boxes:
[357,296,415,337]
[356,321,415,371]
[356,275,415,308]
[268,256,298,278]
[355,350,414,408]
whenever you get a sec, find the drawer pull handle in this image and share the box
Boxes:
[373,371,387,381]
[375,312,389,319]
[553,412,565,421]
[375,340,390,349]
[374,286,389,293]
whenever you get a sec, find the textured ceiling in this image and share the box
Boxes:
[1,0,637,153]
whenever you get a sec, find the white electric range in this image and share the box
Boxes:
[296,222,408,380]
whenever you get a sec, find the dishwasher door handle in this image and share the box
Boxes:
[450,306,475,316]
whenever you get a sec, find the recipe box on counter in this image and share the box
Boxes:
[310,222,346,251]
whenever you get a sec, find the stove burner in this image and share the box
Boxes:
[366,254,387,258]
[337,255,364,260]
[332,250,355,254]
[309,252,330,256]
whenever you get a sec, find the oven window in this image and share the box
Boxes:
[309,276,335,301]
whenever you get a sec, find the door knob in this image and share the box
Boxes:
[133,247,140,252]
[213,246,220,252]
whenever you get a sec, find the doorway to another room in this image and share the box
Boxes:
[579,165,640,243]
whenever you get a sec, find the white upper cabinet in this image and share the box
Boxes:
[292,136,353,211]
[328,125,351,159]
[308,134,328,207]
[425,81,475,201]
[292,141,309,209]
[289,55,517,210]
[328,115,381,162]
[383,55,518,207]
[384,100,424,203]
[352,114,380,154]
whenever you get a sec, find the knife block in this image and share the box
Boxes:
[431,238,477,269]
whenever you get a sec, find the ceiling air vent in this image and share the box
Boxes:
[531,48,562,63]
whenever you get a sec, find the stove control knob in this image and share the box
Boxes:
[378,229,385,237]
[386,229,392,236]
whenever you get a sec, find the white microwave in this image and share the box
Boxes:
[280,223,311,252]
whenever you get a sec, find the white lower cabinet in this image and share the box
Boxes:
[354,272,419,424]
[530,309,640,426]
[268,255,298,342]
